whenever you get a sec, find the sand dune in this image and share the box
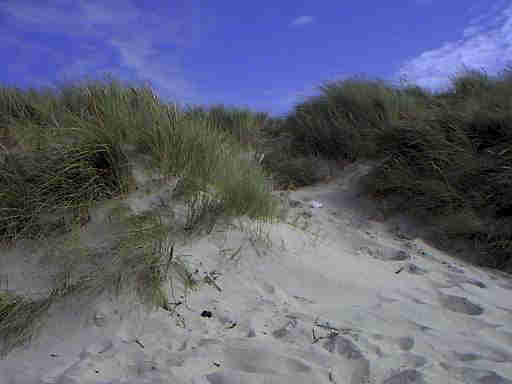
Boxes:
[1,161,512,383]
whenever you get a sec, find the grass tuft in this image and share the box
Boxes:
[0,72,282,354]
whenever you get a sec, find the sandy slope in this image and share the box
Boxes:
[1,161,512,384]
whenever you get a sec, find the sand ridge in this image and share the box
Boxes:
[1,161,512,383]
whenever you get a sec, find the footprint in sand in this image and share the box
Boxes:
[203,327,373,384]
[452,345,512,364]
[382,369,425,384]
[369,334,416,352]
[357,244,411,262]
[438,293,484,316]
[320,335,371,384]
[204,345,321,384]
[497,280,512,291]
[439,362,512,384]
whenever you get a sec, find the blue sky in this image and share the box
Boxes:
[1,1,511,116]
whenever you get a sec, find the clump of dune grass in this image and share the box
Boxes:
[262,66,512,271]
[0,208,199,355]
[249,117,331,189]
[255,75,429,186]
[0,291,52,356]
[0,143,132,241]
[260,150,329,190]
[361,68,512,270]
[184,104,268,150]
[0,72,283,354]
[0,72,281,240]
[276,76,422,161]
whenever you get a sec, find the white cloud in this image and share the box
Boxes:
[0,0,201,103]
[290,16,314,26]
[110,37,192,99]
[397,3,512,92]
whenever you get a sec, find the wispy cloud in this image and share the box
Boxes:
[0,0,201,103]
[290,16,315,26]
[397,3,512,92]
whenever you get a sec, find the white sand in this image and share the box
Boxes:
[1,160,512,384]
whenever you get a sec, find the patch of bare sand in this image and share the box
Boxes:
[1,160,512,384]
